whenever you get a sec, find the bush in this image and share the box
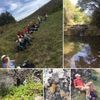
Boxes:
[0,81,43,99]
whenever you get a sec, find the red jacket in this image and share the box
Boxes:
[74,78,84,89]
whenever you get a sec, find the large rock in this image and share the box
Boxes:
[35,96,43,100]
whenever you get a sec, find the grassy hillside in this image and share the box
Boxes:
[20,0,62,24]
[3,82,43,100]
[0,9,62,68]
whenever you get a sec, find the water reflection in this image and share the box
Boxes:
[64,36,100,68]
[70,43,96,68]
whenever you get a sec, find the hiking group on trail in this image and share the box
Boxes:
[0,13,48,68]
[16,13,48,52]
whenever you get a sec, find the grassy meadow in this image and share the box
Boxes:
[0,9,62,68]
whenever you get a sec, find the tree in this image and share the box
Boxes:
[0,11,16,26]
[91,7,100,27]
[64,0,75,25]
[64,0,89,25]
[77,0,100,27]
[77,0,100,11]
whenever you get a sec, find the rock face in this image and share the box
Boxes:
[49,83,57,94]
[35,96,43,100]
[0,69,43,89]
[44,69,70,100]
[0,71,15,88]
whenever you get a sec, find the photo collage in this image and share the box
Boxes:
[0,0,100,100]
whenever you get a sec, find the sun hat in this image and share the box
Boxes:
[1,55,6,61]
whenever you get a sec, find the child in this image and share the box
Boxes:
[1,55,15,68]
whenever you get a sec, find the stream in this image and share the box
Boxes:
[64,36,100,68]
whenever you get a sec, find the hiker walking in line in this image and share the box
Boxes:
[16,39,25,51]
[17,31,24,39]
[1,55,15,68]
[15,12,49,52]
[23,27,32,41]
[16,34,26,51]
[23,27,29,34]
[44,13,48,21]
[24,32,31,46]
[37,16,42,24]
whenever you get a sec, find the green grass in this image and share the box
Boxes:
[0,10,62,68]
[0,81,43,100]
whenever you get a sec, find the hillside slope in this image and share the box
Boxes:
[0,9,62,68]
[20,0,62,23]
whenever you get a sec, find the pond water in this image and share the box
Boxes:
[64,36,100,68]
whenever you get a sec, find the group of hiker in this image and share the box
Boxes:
[16,13,48,52]
[0,13,48,68]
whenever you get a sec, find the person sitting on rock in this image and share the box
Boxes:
[73,74,96,100]
[1,55,15,68]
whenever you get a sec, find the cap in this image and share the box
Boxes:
[75,74,81,77]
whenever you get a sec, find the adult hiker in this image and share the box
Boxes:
[23,32,31,46]
[37,16,42,24]
[1,55,15,68]
[27,23,34,33]
[29,23,39,32]
[23,27,29,34]
[16,39,25,51]
[44,13,48,21]
[17,31,24,40]
[16,33,27,51]
[73,74,96,100]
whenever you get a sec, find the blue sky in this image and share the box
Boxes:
[0,0,51,21]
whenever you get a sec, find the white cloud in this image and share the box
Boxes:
[0,0,51,21]
[8,1,22,11]
[10,3,18,11]
[24,0,31,2]
[0,8,5,14]
[13,0,51,21]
